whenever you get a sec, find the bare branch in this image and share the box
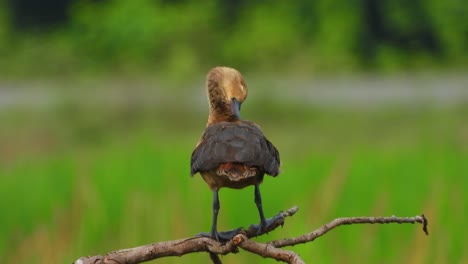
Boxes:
[74,207,298,264]
[233,234,305,264]
[209,252,222,264]
[269,214,429,249]
[73,208,428,264]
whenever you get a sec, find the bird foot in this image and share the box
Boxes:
[196,227,242,242]
[250,215,282,237]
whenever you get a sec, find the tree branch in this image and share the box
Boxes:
[73,208,428,264]
[232,233,305,264]
[74,207,298,264]
[269,214,429,249]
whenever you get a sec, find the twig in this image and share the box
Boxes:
[209,252,222,264]
[232,234,305,264]
[73,208,428,264]
[269,214,429,249]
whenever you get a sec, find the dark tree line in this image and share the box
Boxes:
[2,0,466,74]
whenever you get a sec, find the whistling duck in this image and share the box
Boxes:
[190,66,280,241]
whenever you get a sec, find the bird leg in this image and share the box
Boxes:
[254,184,274,234]
[197,189,240,242]
[210,188,221,240]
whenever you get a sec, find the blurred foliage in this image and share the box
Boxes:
[1,1,466,263]
[0,0,466,78]
[0,99,467,263]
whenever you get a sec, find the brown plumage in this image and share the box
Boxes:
[190,66,280,241]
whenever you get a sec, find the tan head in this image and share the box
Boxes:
[206,66,248,125]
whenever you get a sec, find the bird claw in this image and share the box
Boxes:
[251,223,267,236]
[196,228,242,242]
[250,216,280,236]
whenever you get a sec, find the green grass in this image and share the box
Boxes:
[0,104,466,263]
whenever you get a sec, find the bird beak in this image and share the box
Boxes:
[231,98,241,118]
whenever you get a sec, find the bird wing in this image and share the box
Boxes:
[190,121,280,177]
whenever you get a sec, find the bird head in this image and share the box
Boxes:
[206,66,248,123]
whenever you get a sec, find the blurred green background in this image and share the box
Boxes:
[0,0,467,263]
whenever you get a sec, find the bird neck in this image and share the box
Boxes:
[207,103,239,126]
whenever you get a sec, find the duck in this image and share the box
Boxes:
[190,66,280,241]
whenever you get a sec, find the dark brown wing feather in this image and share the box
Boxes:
[191,121,280,177]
